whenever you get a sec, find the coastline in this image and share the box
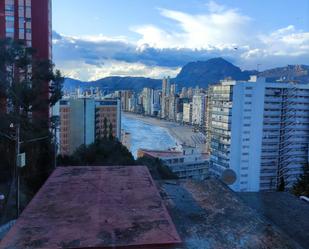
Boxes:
[123,112,207,152]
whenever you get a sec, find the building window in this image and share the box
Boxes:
[6,27,14,33]
[5,16,14,22]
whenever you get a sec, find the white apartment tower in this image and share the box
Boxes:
[209,77,309,192]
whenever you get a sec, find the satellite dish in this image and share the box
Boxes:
[221,169,237,185]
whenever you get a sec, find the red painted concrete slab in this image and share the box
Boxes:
[0,166,181,249]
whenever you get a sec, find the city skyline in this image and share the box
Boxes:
[52,0,309,81]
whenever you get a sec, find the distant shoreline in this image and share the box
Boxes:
[123,112,182,142]
[122,112,207,152]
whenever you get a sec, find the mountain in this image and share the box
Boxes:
[174,58,251,88]
[63,58,309,92]
[259,65,309,82]
[63,76,161,92]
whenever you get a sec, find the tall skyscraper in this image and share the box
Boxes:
[0,0,52,119]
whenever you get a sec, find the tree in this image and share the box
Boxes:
[0,38,63,199]
[108,122,114,140]
[277,176,285,192]
[292,164,309,196]
[58,139,135,166]
[136,156,178,180]
[103,117,108,139]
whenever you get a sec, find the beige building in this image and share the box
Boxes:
[59,98,121,155]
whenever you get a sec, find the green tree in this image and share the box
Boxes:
[58,139,135,166]
[0,38,63,198]
[292,164,309,196]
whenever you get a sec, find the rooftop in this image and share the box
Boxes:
[159,179,304,249]
[239,192,309,249]
[0,166,181,249]
[1,166,307,249]
[138,148,209,160]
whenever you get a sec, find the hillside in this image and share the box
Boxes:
[63,58,309,92]
[259,65,309,82]
[63,76,161,92]
[174,58,251,87]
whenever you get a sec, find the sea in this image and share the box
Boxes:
[121,114,177,158]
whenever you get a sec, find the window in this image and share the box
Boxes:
[6,27,14,33]
[5,16,14,22]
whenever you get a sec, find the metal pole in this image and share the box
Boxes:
[54,126,57,168]
[15,124,20,218]
[15,123,20,217]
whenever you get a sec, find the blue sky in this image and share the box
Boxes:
[52,0,309,81]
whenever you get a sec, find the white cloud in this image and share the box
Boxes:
[242,25,309,59]
[206,1,226,13]
[132,3,252,50]
[57,59,180,81]
[52,1,309,80]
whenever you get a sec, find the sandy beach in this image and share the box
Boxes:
[123,112,207,152]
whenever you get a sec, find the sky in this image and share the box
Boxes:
[52,0,309,81]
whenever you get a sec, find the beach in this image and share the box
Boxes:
[123,112,207,152]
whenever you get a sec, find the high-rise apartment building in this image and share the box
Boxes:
[161,77,170,118]
[0,0,52,118]
[59,98,121,155]
[183,102,193,124]
[59,98,95,155]
[208,77,309,192]
[0,0,52,58]
[208,82,234,174]
[95,99,121,140]
[162,76,170,97]
[168,95,179,121]
[141,87,153,116]
[192,94,206,126]
[118,90,133,112]
[170,84,177,96]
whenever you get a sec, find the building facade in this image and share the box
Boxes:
[208,77,309,192]
[230,77,309,192]
[0,0,52,118]
[59,98,121,155]
[192,94,206,126]
[59,98,95,155]
[138,145,209,180]
[208,80,235,177]
[95,99,121,140]
[183,102,193,124]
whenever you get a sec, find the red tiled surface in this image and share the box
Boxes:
[0,166,181,249]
